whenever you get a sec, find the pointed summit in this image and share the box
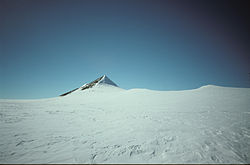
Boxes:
[60,75,118,96]
[97,75,118,87]
[81,75,118,90]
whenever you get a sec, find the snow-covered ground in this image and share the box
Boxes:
[0,83,250,163]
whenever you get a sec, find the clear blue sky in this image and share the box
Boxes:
[1,0,250,99]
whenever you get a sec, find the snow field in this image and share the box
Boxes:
[0,85,249,163]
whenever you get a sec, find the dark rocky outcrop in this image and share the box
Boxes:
[60,88,78,96]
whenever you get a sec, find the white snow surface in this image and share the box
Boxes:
[0,84,250,163]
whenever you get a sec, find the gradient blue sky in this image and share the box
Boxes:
[1,0,250,99]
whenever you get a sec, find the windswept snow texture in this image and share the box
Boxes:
[0,85,250,163]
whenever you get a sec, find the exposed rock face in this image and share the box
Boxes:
[81,76,104,90]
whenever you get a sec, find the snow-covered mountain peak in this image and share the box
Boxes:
[60,75,118,96]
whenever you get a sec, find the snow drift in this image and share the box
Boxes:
[0,75,249,163]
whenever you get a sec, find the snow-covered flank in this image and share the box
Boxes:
[0,84,250,163]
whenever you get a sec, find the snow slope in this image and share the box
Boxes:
[0,80,250,163]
